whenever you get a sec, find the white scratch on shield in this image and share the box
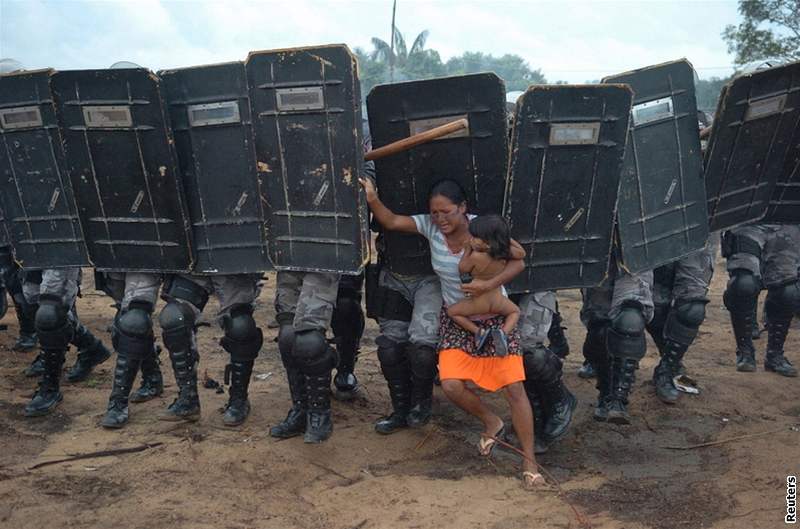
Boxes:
[564,208,584,232]
[47,188,60,213]
[663,179,678,205]
[130,190,145,213]
[313,181,330,207]
[232,192,249,216]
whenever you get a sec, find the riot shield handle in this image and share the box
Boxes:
[364,118,468,161]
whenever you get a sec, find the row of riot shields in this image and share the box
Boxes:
[0,45,369,275]
[368,58,800,295]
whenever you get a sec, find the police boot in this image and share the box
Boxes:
[751,304,762,340]
[66,321,112,382]
[407,344,436,428]
[653,353,680,404]
[130,344,164,403]
[606,356,638,425]
[548,309,570,359]
[537,360,576,442]
[100,352,142,428]
[592,356,611,422]
[333,348,359,400]
[270,367,307,438]
[24,352,45,378]
[577,360,596,379]
[223,360,255,426]
[24,348,66,417]
[524,381,548,454]
[13,301,38,352]
[304,371,333,443]
[724,272,759,372]
[159,347,200,422]
[764,316,798,377]
[730,308,757,372]
[375,340,413,434]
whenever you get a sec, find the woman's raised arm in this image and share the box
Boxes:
[359,177,419,234]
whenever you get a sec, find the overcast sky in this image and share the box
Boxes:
[0,0,742,83]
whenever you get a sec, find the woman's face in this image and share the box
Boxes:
[429,194,467,235]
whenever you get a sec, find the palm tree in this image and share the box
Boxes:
[370,28,430,71]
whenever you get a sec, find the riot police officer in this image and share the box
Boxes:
[330,273,365,399]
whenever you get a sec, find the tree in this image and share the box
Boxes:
[445,52,546,90]
[723,0,800,65]
[369,28,444,81]
[695,76,732,113]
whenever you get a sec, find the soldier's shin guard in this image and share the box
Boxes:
[375,338,412,434]
[582,321,610,420]
[293,329,335,443]
[547,308,570,359]
[220,305,263,426]
[100,351,143,428]
[158,302,200,422]
[605,305,646,425]
[25,296,73,417]
[406,343,437,428]
[653,299,706,404]
[764,283,799,377]
[270,317,308,439]
[724,270,760,372]
[130,343,164,403]
[523,345,575,442]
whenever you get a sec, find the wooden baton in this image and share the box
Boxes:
[364,118,468,161]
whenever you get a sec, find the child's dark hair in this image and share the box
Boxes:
[469,215,512,260]
[428,179,467,207]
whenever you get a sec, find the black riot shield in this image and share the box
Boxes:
[160,61,271,274]
[603,59,708,273]
[51,68,192,272]
[704,61,800,226]
[246,45,368,274]
[505,85,633,294]
[367,73,508,275]
[0,69,89,269]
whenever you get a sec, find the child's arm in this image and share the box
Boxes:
[458,243,475,275]
[509,238,526,260]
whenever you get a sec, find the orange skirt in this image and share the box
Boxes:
[438,348,525,392]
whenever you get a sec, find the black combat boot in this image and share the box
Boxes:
[525,382,549,454]
[223,360,255,426]
[13,301,38,352]
[270,366,307,438]
[653,342,687,404]
[375,362,413,435]
[24,348,66,417]
[304,372,333,443]
[577,360,596,379]
[159,348,200,422]
[593,356,611,422]
[130,344,164,403]
[24,352,45,377]
[333,346,359,400]
[66,321,112,382]
[764,315,798,377]
[606,356,638,425]
[100,353,142,428]
[540,377,577,441]
[548,310,570,359]
[730,308,757,372]
[407,344,436,428]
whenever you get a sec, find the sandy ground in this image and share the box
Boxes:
[0,265,798,529]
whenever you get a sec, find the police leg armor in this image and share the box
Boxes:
[582,321,610,421]
[406,343,437,428]
[605,303,647,425]
[270,313,307,438]
[130,341,164,403]
[763,282,799,377]
[101,301,154,428]
[220,304,263,426]
[547,304,570,359]
[521,376,549,454]
[158,301,201,422]
[24,294,74,417]
[523,345,576,441]
[293,329,336,443]
[723,269,760,372]
[374,337,413,434]
[65,307,112,383]
[653,299,707,404]
[9,274,38,352]
[331,283,365,399]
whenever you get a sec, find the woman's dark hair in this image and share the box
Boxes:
[469,215,512,260]
[428,178,467,207]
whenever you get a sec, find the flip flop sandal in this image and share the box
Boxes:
[492,329,509,357]
[478,423,506,457]
[521,471,546,490]
[475,328,491,352]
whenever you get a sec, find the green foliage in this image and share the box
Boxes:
[695,76,732,112]
[723,0,800,65]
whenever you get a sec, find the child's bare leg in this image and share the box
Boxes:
[448,297,491,335]
[488,296,521,335]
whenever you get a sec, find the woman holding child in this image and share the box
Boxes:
[360,177,544,489]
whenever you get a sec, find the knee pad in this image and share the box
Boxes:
[608,303,646,360]
[158,301,196,352]
[523,345,562,382]
[114,300,154,357]
[35,294,73,349]
[293,329,334,373]
[765,281,800,319]
[582,320,609,364]
[331,294,365,343]
[663,299,707,347]
[376,336,407,367]
[407,343,436,380]
[220,303,263,362]
[723,269,760,313]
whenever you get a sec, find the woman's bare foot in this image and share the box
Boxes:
[522,469,546,490]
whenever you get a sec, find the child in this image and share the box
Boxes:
[447,215,521,355]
